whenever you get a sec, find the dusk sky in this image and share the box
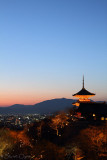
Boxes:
[0,0,107,106]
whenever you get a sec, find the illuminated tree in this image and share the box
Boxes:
[50,112,69,136]
[76,125,107,159]
[10,129,32,147]
[0,128,15,158]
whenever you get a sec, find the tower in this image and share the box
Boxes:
[72,76,95,106]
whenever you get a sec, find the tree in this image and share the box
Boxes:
[49,112,69,136]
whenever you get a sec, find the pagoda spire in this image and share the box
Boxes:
[83,75,84,89]
[72,75,95,106]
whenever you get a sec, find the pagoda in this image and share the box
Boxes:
[72,76,95,106]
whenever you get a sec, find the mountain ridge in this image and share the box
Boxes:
[0,98,76,114]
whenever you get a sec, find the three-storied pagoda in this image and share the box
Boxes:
[72,76,95,106]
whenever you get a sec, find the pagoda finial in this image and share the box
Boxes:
[83,75,84,89]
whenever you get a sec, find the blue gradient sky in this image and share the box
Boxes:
[0,0,107,106]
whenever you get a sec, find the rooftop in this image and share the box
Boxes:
[73,88,95,96]
[73,76,95,96]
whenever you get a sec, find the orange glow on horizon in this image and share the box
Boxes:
[0,93,47,107]
[0,92,106,107]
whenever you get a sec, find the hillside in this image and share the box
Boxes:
[0,98,76,114]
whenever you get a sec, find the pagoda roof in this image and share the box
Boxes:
[73,88,95,96]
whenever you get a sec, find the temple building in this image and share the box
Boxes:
[72,76,107,121]
[72,76,95,106]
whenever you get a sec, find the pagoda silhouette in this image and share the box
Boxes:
[72,76,95,106]
[72,77,107,121]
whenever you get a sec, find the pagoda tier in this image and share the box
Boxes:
[72,76,95,105]
[73,88,95,100]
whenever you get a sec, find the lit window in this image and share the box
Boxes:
[93,114,95,117]
[101,117,104,121]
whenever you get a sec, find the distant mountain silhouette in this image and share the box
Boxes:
[0,98,76,115]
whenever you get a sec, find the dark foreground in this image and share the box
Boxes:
[0,111,107,160]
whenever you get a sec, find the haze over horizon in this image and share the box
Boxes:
[0,0,107,106]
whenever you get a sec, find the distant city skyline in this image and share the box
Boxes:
[0,0,107,106]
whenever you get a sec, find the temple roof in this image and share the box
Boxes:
[73,88,95,96]
[73,76,95,96]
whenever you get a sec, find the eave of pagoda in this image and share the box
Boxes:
[74,95,95,99]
